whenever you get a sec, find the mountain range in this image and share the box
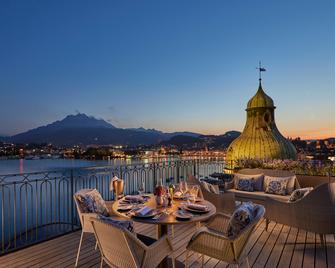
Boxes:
[5,114,216,146]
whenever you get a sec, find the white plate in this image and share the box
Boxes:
[117,205,133,211]
[133,210,158,218]
[174,211,193,220]
[184,206,210,214]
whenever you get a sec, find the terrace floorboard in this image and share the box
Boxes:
[0,220,333,268]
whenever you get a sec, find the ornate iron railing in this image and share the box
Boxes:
[0,158,224,255]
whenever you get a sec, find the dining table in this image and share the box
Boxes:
[112,193,216,268]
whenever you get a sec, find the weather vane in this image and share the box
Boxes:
[256,61,266,80]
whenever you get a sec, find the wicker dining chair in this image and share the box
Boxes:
[90,217,175,268]
[73,189,114,267]
[185,205,265,268]
[188,175,236,214]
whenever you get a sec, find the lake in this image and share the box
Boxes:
[0,158,170,175]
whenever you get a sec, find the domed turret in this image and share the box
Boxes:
[226,78,297,168]
[247,82,274,109]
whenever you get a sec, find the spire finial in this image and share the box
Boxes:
[256,61,266,82]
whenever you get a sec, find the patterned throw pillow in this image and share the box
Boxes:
[236,178,255,192]
[264,175,297,194]
[200,181,210,192]
[288,187,313,202]
[208,183,220,194]
[265,180,288,195]
[98,215,134,233]
[234,173,264,191]
[201,181,220,194]
[76,189,109,216]
[227,202,256,238]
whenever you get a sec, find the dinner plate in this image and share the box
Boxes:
[132,210,158,218]
[184,206,210,214]
[174,211,193,220]
[117,205,133,211]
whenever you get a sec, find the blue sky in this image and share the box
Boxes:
[1,0,335,138]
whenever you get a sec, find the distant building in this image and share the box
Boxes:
[226,78,297,168]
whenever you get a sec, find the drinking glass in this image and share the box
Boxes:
[179,181,188,195]
[138,179,145,195]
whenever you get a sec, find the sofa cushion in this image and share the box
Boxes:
[226,189,290,202]
[227,202,257,238]
[236,178,255,192]
[264,175,297,194]
[234,173,264,191]
[265,179,288,196]
[288,187,314,202]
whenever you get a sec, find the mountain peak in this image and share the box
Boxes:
[50,113,116,129]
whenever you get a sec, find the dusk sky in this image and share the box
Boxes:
[1,0,334,139]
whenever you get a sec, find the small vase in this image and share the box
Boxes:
[155,195,163,206]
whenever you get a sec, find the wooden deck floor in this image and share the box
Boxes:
[1,219,334,268]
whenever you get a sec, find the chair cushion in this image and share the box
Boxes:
[99,215,134,233]
[236,178,255,192]
[234,173,264,191]
[227,202,257,238]
[265,179,288,196]
[208,183,220,194]
[201,181,219,194]
[75,189,109,216]
[264,175,297,194]
[288,187,313,202]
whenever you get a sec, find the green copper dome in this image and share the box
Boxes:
[226,80,297,168]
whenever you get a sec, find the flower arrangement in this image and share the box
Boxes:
[234,158,334,176]
[154,185,165,196]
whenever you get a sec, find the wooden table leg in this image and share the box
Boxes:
[158,224,169,268]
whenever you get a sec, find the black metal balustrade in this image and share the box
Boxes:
[0,158,224,255]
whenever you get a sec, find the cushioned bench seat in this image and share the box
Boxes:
[226,188,290,203]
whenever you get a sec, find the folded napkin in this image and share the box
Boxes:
[136,206,153,216]
[187,203,207,211]
[125,195,144,202]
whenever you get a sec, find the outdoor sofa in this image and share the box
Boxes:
[225,168,300,204]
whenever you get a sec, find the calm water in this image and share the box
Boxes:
[0,158,153,175]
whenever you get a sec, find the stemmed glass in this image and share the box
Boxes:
[179,181,188,196]
[138,178,145,195]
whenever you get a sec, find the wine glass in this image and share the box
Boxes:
[138,178,145,195]
[179,181,188,195]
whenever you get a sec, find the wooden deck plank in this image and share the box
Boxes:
[326,234,335,268]
[253,222,283,267]
[302,232,315,268]
[277,227,298,268]
[315,234,327,268]
[0,220,332,268]
[264,225,290,268]
[248,220,276,266]
[290,229,307,268]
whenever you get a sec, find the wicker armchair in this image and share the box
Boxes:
[90,218,175,268]
[185,205,265,268]
[73,189,114,267]
[265,182,335,243]
[188,175,236,214]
